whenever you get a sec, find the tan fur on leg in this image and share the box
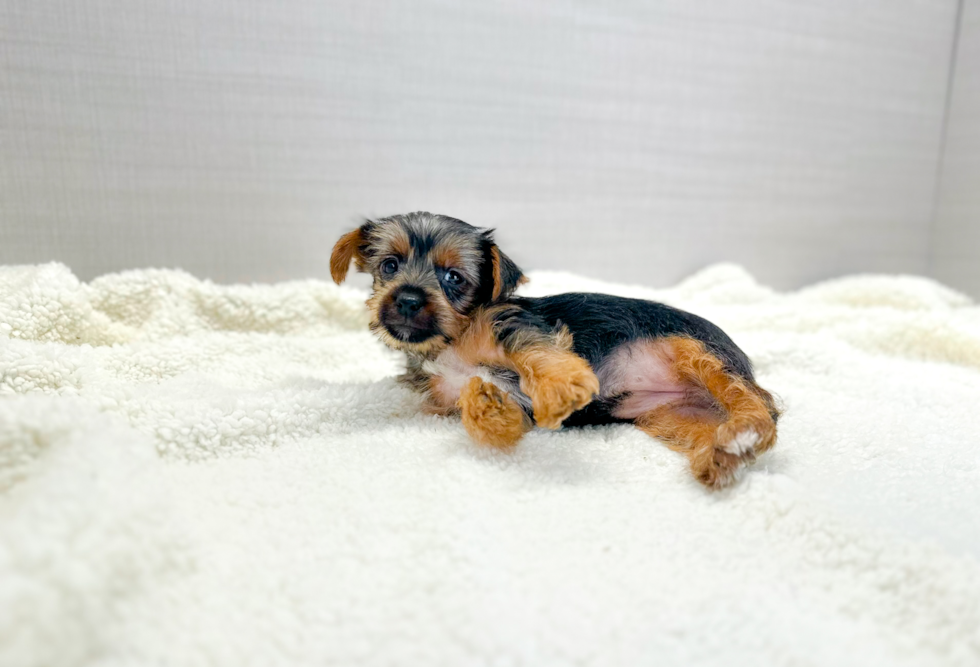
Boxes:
[450,310,599,430]
[636,337,778,489]
[510,337,599,429]
[668,337,777,456]
[636,406,742,488]
[458,377,531,448]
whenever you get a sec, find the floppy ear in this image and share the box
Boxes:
[330,225,369,284]
[484,232,526,300]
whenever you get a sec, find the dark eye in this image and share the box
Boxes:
[443,269,464,286]
[380,258,399,276]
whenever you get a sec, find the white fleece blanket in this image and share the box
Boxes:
[1,263,979,667]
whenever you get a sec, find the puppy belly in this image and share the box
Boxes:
[424,348,531,413]
[596,339,698,420]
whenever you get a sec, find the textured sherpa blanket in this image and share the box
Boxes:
[1,263,980,667]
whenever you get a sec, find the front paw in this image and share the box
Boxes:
[459,377,528,448]
[531,361,600,430]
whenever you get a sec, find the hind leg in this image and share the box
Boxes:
[668,337,778,460]
[636,406,747,488]
[616,336,777,488]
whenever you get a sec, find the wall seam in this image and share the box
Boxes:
[927,0,966,276]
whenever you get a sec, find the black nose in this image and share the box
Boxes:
[395,289,426,318]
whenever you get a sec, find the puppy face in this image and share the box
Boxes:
[330,212,524,355]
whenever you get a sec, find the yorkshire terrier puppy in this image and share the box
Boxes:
[331,212,779,488]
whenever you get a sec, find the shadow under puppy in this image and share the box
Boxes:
[331,212,780,489]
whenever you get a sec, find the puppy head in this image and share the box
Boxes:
[330,212,525,354]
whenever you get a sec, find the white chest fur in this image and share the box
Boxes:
[422,348,491,402]
[422,348,529,411]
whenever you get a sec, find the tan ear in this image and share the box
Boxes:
[330,228,364,284]
[490,246,504,300]
[489,244,526,300]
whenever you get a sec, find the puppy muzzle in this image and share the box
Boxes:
[380,286,442,343]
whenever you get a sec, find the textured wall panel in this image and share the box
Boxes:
[0,1,959,288]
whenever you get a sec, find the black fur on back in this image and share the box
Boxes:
[510,293,755,378]
[504,293,758,427]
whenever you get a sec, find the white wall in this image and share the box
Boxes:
[935,0,980,297]
[0,0,964,291]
